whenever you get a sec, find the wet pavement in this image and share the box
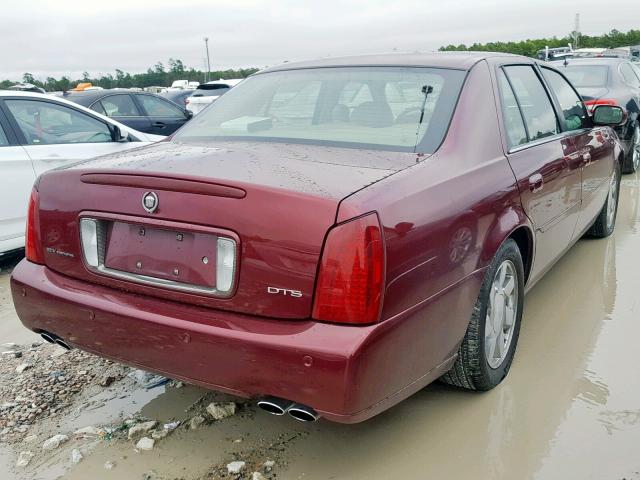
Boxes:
[2,175,640,479]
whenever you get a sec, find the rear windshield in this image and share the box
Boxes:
[174,67,466,152]
[561,65,609,88]
[192,86,231,98]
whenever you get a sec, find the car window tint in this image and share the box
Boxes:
[100,95,141,117]
[504,66,558,141]
[138,95,184,117]
[0,124,8,146]
[90,101,107,115]
[497,69,528,148]
[561,65,609,88]
[542,68,587,131]
[5,99,112,145]
[176,66,465,152]
[620,63,640,88]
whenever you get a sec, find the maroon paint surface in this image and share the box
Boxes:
[11,54,620,422]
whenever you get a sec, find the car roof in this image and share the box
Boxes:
[258,51,524,74]
[203,79,243,86]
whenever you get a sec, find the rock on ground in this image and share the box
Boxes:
[71,448,83,464]
[42,434,69,450]
[206,402,236,420]
[136,437,155,451]
[104,460,116,470]
[128,420,157,440]
[252,472,267,480]
[73,426,103,438]
[227,461,246,474]
[188,415,205,430]
[16,451,33,467]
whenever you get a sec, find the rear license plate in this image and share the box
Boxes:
[104,222,217,287]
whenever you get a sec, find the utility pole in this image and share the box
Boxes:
[203,37,211,83]
[572,13,580,50]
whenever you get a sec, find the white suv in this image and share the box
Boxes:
[186,79,243,115]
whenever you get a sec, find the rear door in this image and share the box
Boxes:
[92,94,152,133]
[133,94,189,135]
[541,66,615,233]
[2,97,143,176]
[496,64,581,284]
[0,103,36,252]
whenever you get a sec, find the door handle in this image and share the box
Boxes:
[528,173,544,193]
[153,122,166,128]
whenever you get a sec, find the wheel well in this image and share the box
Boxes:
[509,227,533,284]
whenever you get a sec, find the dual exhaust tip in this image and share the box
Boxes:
[40,331,73,351]
[257,396,320,422]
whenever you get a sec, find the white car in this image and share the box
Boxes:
[0,91,163,255]
[186,79,243,115]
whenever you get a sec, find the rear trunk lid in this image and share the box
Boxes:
[37,140,416,318]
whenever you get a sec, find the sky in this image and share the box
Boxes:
[1,0,637,81]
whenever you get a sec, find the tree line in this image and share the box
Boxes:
[439,28,640,58]
[0,58,259,92]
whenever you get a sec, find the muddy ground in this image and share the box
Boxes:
[3,176,640,479]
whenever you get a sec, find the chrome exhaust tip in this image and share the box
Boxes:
[40,332,56,344]
[288,404,320,422]
[54,338,72,350]
[257,396,294,416]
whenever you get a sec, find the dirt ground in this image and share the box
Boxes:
[3,176,640,480]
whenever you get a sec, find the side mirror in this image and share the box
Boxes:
[592,105,626,126]
[111,125,129,142]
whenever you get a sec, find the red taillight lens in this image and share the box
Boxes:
[26,189,44,264]
[312,213,385,325]
[584,98,618,112]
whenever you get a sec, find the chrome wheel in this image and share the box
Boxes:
[485,260,518,369]
[606,168,619,230]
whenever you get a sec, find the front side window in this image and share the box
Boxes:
[542,68,587,131]
[137,95,184,117]
[497,70,528,149]
[619,63,640,88]
[504,66,558,142]
[174,66,466,152]
[97,95,141,117]
[5,99,112,145]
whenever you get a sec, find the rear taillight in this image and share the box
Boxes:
[584,98,618,112]
[26,189,44,264]
[312,213,385,325]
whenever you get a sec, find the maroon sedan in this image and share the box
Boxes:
[11,53,625,423]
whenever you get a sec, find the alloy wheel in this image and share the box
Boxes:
[633,126,640,172]
[484,260,518,369]
[606,167,619,230]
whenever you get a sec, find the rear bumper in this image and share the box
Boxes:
[10,261,475,423]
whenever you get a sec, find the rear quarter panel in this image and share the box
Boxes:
[337,60,531,396]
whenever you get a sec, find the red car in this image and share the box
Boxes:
[11,53,625,423]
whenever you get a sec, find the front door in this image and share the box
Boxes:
[497,65,582,284]
[0,113,35,251]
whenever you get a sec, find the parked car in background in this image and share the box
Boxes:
[8,83,45,94]
[551,57,640,172]
[0,91,162,255]
[65,90,192,135]
[159,89,194,108]
[185,79,243,115]
[10,53,625,423]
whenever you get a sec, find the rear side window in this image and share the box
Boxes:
[0,124,8,146]
[504,66,558,142]
[497,70,527,149]
[98,95,141,117]
[542,68,587,131]
[620,63,640,88]
[137,95,184,117]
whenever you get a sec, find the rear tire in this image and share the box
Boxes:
[441,239,525,390]
[588,160,620,238]
[622,124,640,174]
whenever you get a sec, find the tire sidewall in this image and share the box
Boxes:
[605,160,621,236]
[474,239,525,389]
